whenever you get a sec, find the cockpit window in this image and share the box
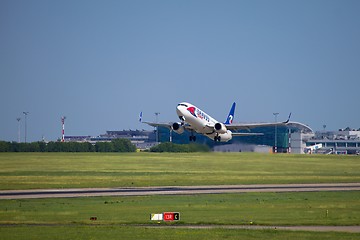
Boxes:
[178,103,188,107]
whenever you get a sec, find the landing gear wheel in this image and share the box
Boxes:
[189,136,196,142]
[214,136,221,142]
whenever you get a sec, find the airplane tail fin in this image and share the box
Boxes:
[224,102,236,124]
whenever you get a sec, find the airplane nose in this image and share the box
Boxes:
[176,105,182,116]
[176,105,186,121]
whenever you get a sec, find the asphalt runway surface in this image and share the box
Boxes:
[1,183,360,199]
[2,224,360,233]
[143,224,360,233]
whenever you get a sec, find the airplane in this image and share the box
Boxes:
[142,102,312,142]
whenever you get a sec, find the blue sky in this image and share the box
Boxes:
[1,0,359,142]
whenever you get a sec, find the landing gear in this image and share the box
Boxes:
[189,135,197,142]
[214,136,221,142]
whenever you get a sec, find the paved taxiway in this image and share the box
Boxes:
[1,183,360,199]
[143,224,360,233]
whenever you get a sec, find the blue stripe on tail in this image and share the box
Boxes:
[224,102,236,124]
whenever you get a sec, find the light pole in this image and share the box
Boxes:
[273,112,279,153]
[61,116,66,142]
[155,112,160,143]
[16,118,21,143]
[23,112,29,143]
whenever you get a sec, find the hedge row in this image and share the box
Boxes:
[150,142,210,152]
[0,139,136,152]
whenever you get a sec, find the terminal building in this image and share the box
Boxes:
[64,126,360,155]
[64,130,158,149]
[292,127,360,154]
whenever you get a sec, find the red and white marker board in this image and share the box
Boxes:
[151,212,180,221]
[163,212,180,221]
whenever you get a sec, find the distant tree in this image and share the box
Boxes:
[46,142,62,152]
[9,142,20,152]
[150,142,210,152]
[85,142,95,152]
[0,141,10,152]
[18,143,32,152]
[0,140,131,152]
[38,142,47,152]
[28,142,40,152]
[111,139,136,152]
[95,142,114,152]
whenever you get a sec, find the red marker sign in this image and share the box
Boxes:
[163,212,174,221]
[163,212,180,221]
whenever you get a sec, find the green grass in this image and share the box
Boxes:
[1,192,359,226]
[1,192,360,239]
[1,152,360,239]
[0,152,359,190]
[1,226,359,240]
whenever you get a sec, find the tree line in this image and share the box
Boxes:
[0,139,137,152]
[149,142,210,152]
[0,140,211,153]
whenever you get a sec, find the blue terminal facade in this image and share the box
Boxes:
[157,126,291,151]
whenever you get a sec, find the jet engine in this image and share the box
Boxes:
[172,122,185,134]
[214,122,227,134]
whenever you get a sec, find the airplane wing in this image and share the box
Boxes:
[226,121,313,133]
[142,121,195,131]
[225,112,313,133]
[142,121,172,129]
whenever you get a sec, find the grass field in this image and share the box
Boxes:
[0,152,359,190]
[1,225,359,240]
[1,192,360,239]
[0,152,359,239]
[1,192,360,226]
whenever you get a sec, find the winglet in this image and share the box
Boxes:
[225,102,236,124]
[283,112,292,124]
[139,112,143,122]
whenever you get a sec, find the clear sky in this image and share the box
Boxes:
[1,0,359,142]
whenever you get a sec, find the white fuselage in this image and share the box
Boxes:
[176,102,232,142]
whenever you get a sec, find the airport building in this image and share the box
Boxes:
[64,130,158,149]
[64,126,360,154]
[291,127,360,154]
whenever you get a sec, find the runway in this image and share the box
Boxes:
[1,183,360,199]
[143,224,360,233]
[2,224,360,233]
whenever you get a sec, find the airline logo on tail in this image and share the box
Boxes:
[227,115,233,124]
[224,102,236,125]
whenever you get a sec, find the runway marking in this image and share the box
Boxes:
[1,183,360,199]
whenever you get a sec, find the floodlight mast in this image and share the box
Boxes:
[23,112,29,143]
[155,112,160,143]
[273,112,279,153]
[16,118,21,143]
[61,116,66,142]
